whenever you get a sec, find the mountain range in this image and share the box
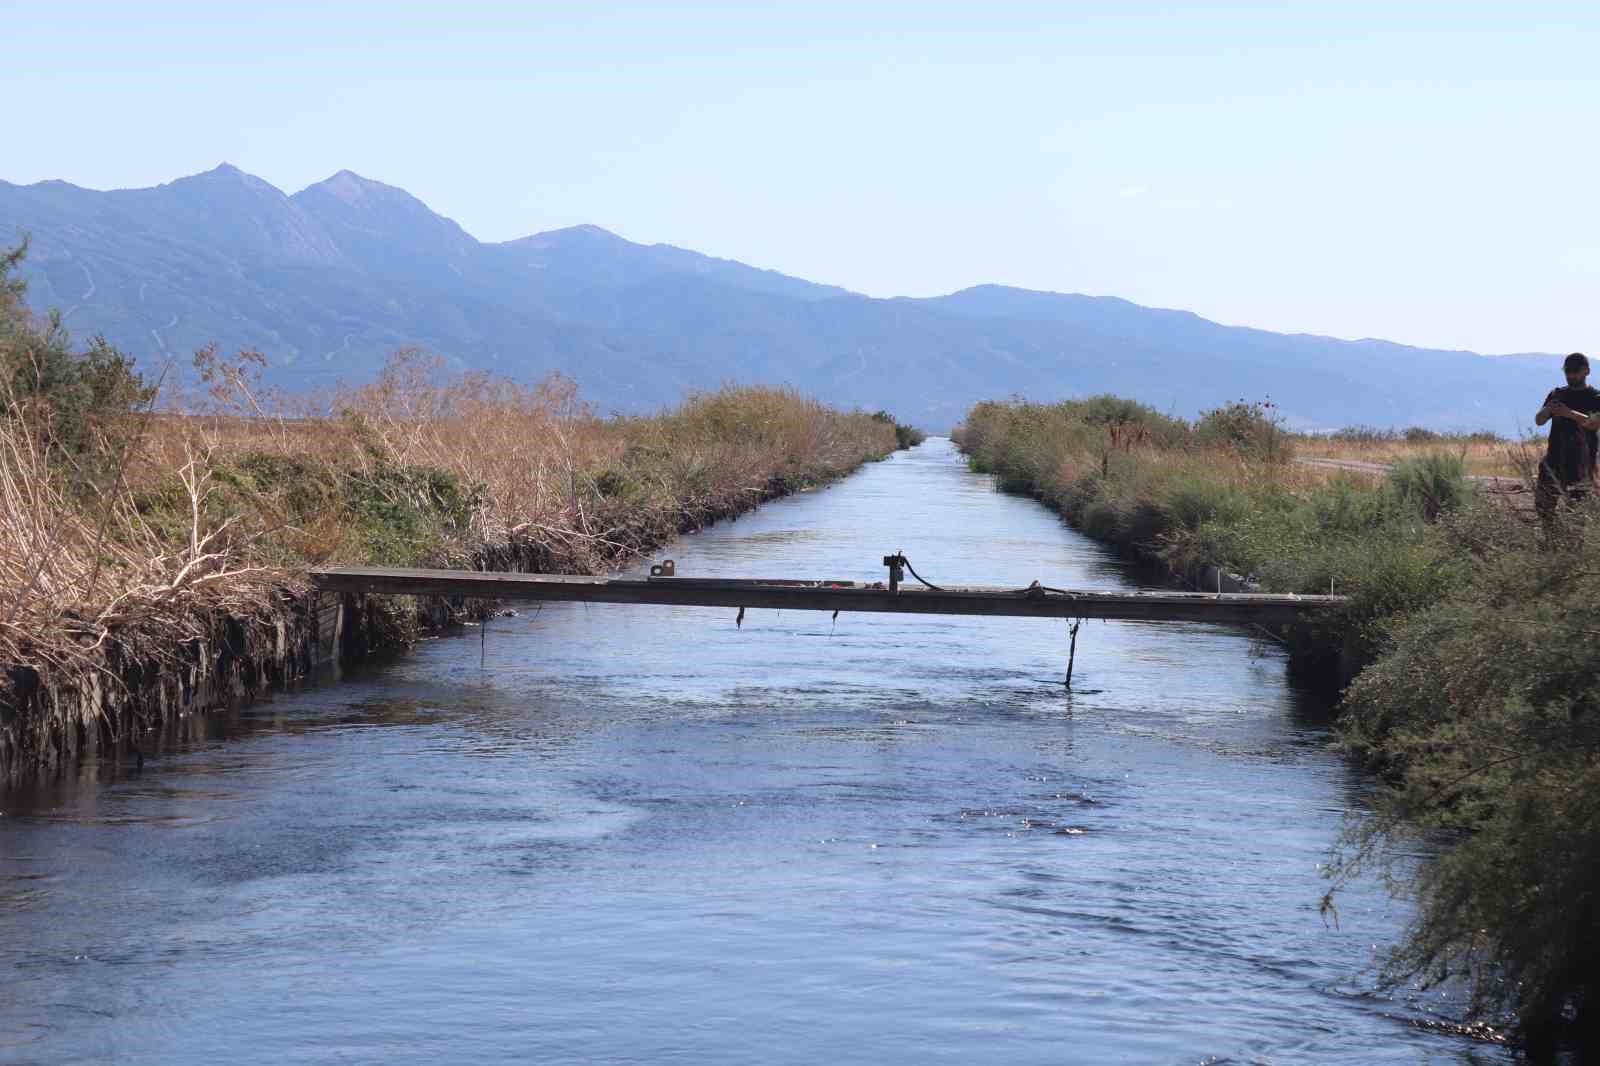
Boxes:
[0,163,1562,432]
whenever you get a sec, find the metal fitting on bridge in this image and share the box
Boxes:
[882,552,907,593]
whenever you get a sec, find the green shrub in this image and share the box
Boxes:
[1194,399,1293,462]
[343,462,480,566]
[1308,475,1388,534]
[1333,502,1600,1046]
[230,451,343,519]
[0,240,154,486]
[870,410,928,449]
[1064,394,1191,448]
[1385,451,1471,521]
[1162,476,1256,535]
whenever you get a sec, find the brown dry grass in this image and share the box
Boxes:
[0,402,282,694]
[136,351,895,564]
[1291,434,1537,479]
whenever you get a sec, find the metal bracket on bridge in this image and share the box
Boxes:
[882,552,906,593]
[650,559,676,577]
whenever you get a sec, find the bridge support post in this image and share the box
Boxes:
[1064,619,1082,689]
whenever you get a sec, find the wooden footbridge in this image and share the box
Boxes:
[310,554,1344,627]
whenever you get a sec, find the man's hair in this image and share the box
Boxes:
[1565,352,1589,371]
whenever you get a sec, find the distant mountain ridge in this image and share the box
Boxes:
[0,163,1560,431]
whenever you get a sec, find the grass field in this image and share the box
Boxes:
[1292,430,1538,479]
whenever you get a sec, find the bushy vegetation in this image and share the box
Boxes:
[0,239,155,488]
[1334,500,1600,1052]
[957,394,1600,1050]
[1193,398,1294,462]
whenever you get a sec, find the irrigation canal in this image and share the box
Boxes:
[0,438,1505,1064]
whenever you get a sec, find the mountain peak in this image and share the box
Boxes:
[298,169,415,207]
[292,169,477,261]
[195,161,258,183]
[168,162,284,199]
[522,223,629,246]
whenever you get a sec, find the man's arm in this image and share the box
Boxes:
[1537,391,1558,425]
[1549,403,1593,424]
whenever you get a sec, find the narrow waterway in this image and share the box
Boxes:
[1,439,1508,1065]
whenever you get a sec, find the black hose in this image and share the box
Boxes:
[900,552,1076,598]
[900,556,944,591]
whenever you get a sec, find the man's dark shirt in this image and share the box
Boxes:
[1543,384,1600,485]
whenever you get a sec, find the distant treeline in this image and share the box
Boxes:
[872,410,928,450]
[1325,424,1508,445]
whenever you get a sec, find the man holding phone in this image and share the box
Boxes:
[1534,352,1600,518]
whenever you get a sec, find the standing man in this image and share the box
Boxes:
[1534,352,1600,517]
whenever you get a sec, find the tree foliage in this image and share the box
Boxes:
[870,410,927,449]
[1194,398,1294,462]
[0,240,154,481]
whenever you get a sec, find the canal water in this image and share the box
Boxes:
[0,439,1508,1065]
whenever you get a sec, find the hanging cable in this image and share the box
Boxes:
[888,549,1079,598]
[899,555,944,590]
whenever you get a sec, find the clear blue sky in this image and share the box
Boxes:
[5,1,1598,353]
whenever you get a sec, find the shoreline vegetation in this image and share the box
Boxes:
[954,396,1599,1053]
[0,243,913,783]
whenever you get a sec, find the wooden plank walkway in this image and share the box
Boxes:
[310,565,1346,626]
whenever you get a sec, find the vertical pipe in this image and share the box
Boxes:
[1064,620,1082,688]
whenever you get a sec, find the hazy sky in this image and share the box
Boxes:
[6,1,1598,353]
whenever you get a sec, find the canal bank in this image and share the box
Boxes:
[0,439,1508,1064]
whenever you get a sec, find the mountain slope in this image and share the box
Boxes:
[494,223,849,303]
[0,164,1560,432]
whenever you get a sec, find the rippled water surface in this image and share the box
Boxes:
[1,439,1510,1064]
